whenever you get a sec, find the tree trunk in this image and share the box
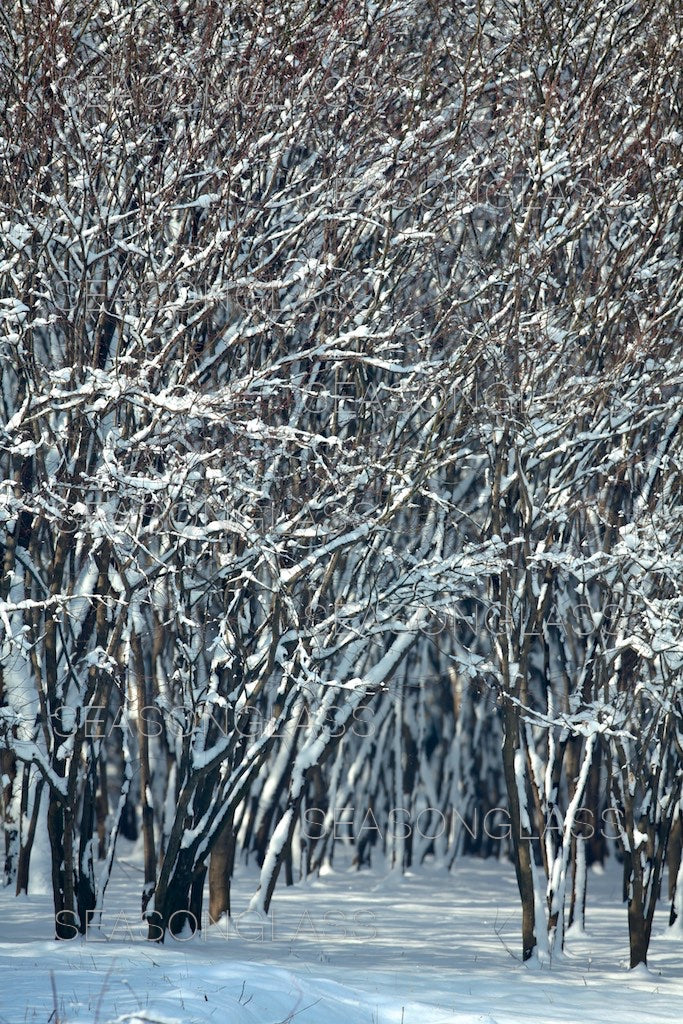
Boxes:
[502,701,537,961]
[667,815,681,910]
[76,758,97,933]
[96,738,109,860]
[163,855,196,937]
[568,834,587,932]
[190,865,206,931]
[132,631,157,915]
[48,795,74,938]
[15,770,43,895]
[209,814,235,923]
[628,892,649,969]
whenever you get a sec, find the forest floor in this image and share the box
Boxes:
[1,843,682,1024]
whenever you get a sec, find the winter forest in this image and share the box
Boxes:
[1,2,682,1021]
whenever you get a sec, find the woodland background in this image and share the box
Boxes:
[1,0,682,971]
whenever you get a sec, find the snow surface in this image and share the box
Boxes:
[2,846,683,1024]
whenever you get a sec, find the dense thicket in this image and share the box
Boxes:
[1,0,681,968]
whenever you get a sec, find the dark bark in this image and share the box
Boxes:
[132,631,157,914]
[96,753,108,860]
[15,773,44,895]
[627,891,649,970]
[190,864,206,930]
[262,793,304,916]
[667,816,681,915]
[76,757,97,933]
[502,700,537,961]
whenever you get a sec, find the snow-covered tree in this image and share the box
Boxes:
[1,0,681,966]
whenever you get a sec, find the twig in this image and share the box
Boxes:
[273,997,323,1023]
[493,908,521,963]
[94,962,116,1024]
[49,971,60,1024]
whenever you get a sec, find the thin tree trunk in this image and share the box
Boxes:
[132,630,157,914]
[667,815,681,910]
[502,700,537,961]
[190,865,206,931]
[96,753,109,860]
[628,890,649,969]
[15,771,44,895]
[209,813,235,923]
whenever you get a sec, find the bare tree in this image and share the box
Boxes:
[1,0,681,967]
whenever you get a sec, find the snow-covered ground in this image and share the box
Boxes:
[2,846,682,1024]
